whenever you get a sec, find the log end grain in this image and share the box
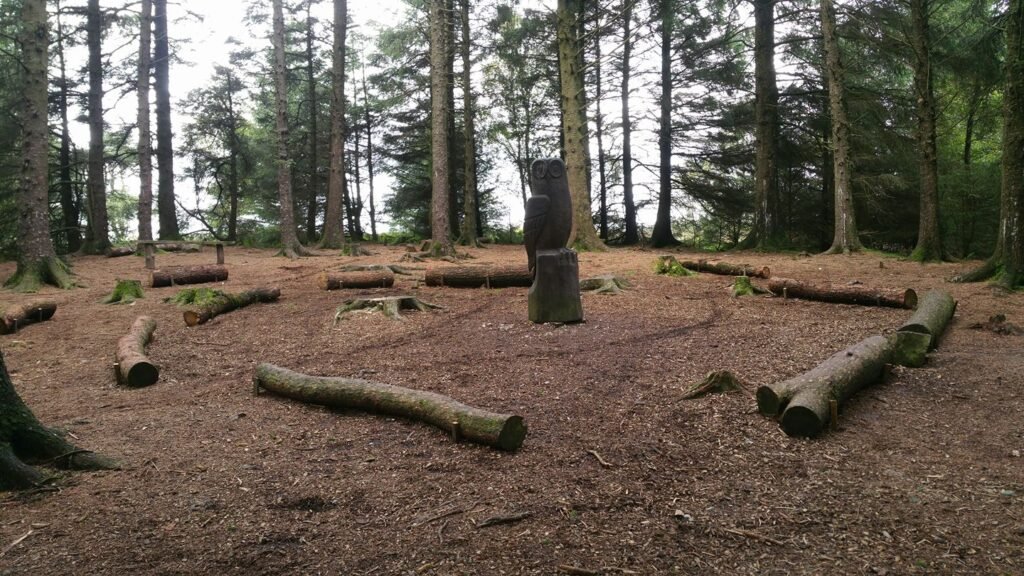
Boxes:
[123,361,159,388]
[183,310,202,327]
[903,289,919,310]
[780,404,825,437]
[495,416,528,452]
[755,385,784,416]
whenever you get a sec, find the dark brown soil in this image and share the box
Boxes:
[1,245,1022,575]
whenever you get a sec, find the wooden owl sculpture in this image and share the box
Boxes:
[524,158,572,275]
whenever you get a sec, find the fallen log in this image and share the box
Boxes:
[253,363,527,451]
[339,264,421,276]
[897,289,956,349]
[150,264,229,288]
[653,255,696,277]
[425,265,532,288]
[106,246,135,258]
[317,270,395,290]
[768,277,917,309]
[0,300,56,335]
[681,259,770,279]
[757,335,894,437]
[183,287,281,326]
[115,316,158,387]
[156,242,200,253]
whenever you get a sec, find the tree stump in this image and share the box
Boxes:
[681,259,771,279]
[528,249,583,323]
[334,296,442,322]
[253,363,527,451]
[183,287,281,326]
[897,289,956,348]
[768,277,918,309]
[579,275,631,295]
[318,270,395,290]
[150,265,228,288]
[682,370,746,399]
[0,300,56,335]
[115,316,159,387]
[653,255,696,277]
[102,279,144,304]
[425,265,532,288]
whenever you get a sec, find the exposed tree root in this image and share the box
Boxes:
[682,370,747,399]
[579,275,631,295]
[340,243,374,256]
[334,296,442,322]
[969,314,1024,335]
[4,257,75,293]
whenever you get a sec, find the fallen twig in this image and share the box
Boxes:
[476,511,532,528]
[721,527,785,546]
[558,565,601,575]
[411,506,465,528]
[587,449,615,468]
[0,530,34,557]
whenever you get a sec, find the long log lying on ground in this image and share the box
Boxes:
[318,270,395,290]
[898,289,956,349]
[425,265,532,288]
[680,259,770,279]
[183,287,281,326]
[151,264,229,288]
[106,246,135,257]
[253,363,527,451]
[768,277,917,309]
[0,300,56,335]
[115,316,159,387]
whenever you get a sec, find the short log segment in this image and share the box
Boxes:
[757,335,894,437]
[151,265,229,288]
[318,270,395,290]
[768,277,917,309]
[106,246,135,257]
[115,316,158,387]
[183,287,281,326]
[425,265,532,288]
[897,289,956,349]
[253,363,527,451]
[681,259,770,279]
[0,300,56,335]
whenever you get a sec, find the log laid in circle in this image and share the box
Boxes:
[898,289,956,349]
[768,277,917,309]
[0,299,57,335]
[425,265,532,288]
[681,259,771,279]
[106,246,135,258]
[183,287,281,326]
[253,363,527,451]
[318,270,395,290]
[115,316,158,387]
[151,264,229,288]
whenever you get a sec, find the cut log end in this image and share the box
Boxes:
[495,416,527,452]
[780,405,825,437]
[183,310,201,327]
[123,361,159,388]
[756,385,783,416]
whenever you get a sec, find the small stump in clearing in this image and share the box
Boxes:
[654,255,695,277]
[580,275,631,295]
[682,370,747,399]
[340,243,374,256]
[334,296,442,322]
[102,279,145,304]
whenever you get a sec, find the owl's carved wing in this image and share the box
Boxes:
[524,195,550,275]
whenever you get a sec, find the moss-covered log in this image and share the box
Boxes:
[106,246,135,257]
[183,287,281,326]
[253,363,526,451]
[0,350,117,490]
[317,270,395,290]
[653,255,696,277]
[768,277,917,309]
[115,316,158,387]
[681,259,770,279]
[0,299,56,335]
[334,296,442,321]
[897,289,956,349]
[757,335,894,437]
[150,264,228,288]
[425,265,532,288]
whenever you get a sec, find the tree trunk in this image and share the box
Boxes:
[150,265,229,288]
[82,0,110,255]
[898,289,956,349]
[55,6,81,253]
[620,0,639,245]
[593,8,608,241]
[183,287,280,326]
[226,69,240,242]
[350,72,364,240]
[115,316,159,387]
[321,0,348,249]
[363,67,378,241]
[137,0,154,243]
[459,0,480,246]
[430,0,455,255]
[253,363,527,451]
[1,300,56,335]
[304,1,320,243]
[821,0,861,254]
[909,0,943,262]
[272,0,307,259]
[557,0,605,251]
[651,0,679,248]
[318,270,395,290]
[154,0,180,240]
[425,264,532,288]
[768,277,917,309]
[680,259,771,279]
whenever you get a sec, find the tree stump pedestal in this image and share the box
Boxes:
[528,249,583,324]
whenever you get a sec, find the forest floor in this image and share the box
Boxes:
[0,244,1022,575]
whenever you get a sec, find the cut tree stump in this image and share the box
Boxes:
[579,275,631,294]
[253,363,527,451]
[334,296,442,322]
[151,265,228,288]
[106,246,135,258]
[768,277,917,309]
[653,255,696,277]
[425,265,532,288]
[102,279,144,304]
[340,243,373,256]
[115,316,158,387]
[183,287,281,326]
[682,370,747,399]
[897,289,956,348]
[0,300,56,335]
[318,270,395,290]
[681,259,770,279]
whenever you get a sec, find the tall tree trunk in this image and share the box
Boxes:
[556,0,605,251]
[55,5,81,253]
[651,0,679,247]
[226,69,240,242]
[6,0,73,291]
[821,0,861,254]
[430,0,454,254]
[909,0,943,261]
[272,0,306,258]
[350,72,364,239]
[303,1,320,242]
[83,0,110,255]
[137,0,154,243]
[362,66,378,242]
[458,0,480,246]
[321,0,348,248]
[620,0,638,245]
[154,0,180,239]
[593,6,609,241]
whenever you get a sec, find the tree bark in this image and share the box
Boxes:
[593,6,608,241]
[55,5,81,253]
[318,270,395,290]
[253,363,527,451]
[620,0,639,245]
[430,0,455,255]
[303,1,320,243]
[150,265,229,288]
[425,264,532,288]
[651,0,679,248]
[363,67,378,241]
[459,0,480,246]
[909,0,943,262]
[137,0,154,243]
[322,0,347,249]
[680,259,771,279]
[768,277,917,309]
[1,300,56,335]
[226,68,240,242]
[154,0,180,240]
[183,287,280,326]
[115,316,159,387]
[272,0,307,259]
[898,289,956,349]
[81,0,110,255]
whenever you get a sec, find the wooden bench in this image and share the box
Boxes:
[138,241,228,270]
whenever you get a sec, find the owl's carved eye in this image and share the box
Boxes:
[547,159,564,179]
[531,160,548,180]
